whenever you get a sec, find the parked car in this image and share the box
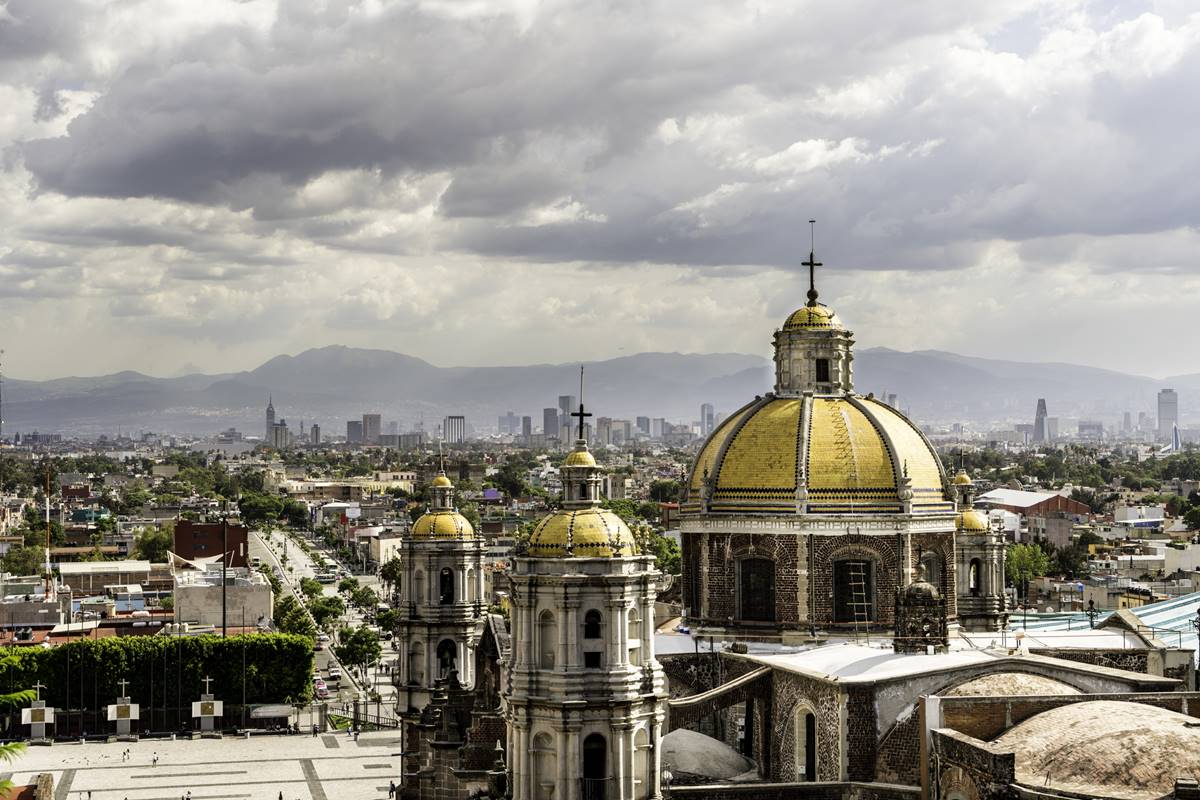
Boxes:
[327,666,341,681]
[315,685,329,700]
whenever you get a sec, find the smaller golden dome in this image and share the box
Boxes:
[783,303,843,331]
[563,449,597,468]
[431,473,453,488]
[412,510,474,539]
[527,508,637,558]
[953,470,972,486]
[956,510,989,533]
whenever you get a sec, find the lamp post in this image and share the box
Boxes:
[1086,599,1100,629]
[1190,607,1200,691]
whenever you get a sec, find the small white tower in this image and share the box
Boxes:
[505,375,667,800]
[395,465,485,711]
[952,468,1008,632]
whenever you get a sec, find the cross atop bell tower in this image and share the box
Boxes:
[803,219,822,307]
[570,365,592,442]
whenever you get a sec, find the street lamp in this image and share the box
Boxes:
[1086,599,1100,629]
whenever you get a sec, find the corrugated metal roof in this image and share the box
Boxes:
[976,488,1060,508]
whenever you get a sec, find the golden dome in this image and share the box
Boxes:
[685,395,951,515]
[526,507,638,558]
[783,303,843,331]
[956,509,989,532]
[953,469,972,486]
[563,449,597,468]
[430,473,454,488]
[411,510,474,539]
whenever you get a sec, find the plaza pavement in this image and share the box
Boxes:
[5,730,404,800]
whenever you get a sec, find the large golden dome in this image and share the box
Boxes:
[956,509,989,532]
[685,394,951,515]
[412,509,475,539]
[527,507,638,558]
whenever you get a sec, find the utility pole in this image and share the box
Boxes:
[221,516,228,638]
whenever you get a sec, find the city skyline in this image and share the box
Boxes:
[3,2,1200,380]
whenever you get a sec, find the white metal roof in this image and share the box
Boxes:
[976,488,1059,508]
[57,560,151,575]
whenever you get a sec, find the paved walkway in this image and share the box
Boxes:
[7,731,404,800]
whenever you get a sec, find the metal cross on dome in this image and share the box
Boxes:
[571,365,592,441]
[803,218,823,307]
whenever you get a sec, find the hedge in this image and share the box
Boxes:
[0,633,313,709]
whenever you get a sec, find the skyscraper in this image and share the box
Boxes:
[558,395,576,438]
[310,423,321,446]
[443,415,466,444]
[1032,398,1047,443]
[362,413,382,444]
[700,403,715,437]
[1122,411,1132,433]
[543,408,560,439]
[521,416,532,440]
[265,396,275,440]
[1158,389,1179,443]
[346,420,364,443]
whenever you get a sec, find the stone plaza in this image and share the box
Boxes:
[7,731,404,800]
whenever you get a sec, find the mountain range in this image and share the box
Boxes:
[1,345,1195,436]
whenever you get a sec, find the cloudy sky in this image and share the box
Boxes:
[2,0,1199,381]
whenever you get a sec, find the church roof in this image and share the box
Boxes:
[685,394,951,515]
[411,510,474,539]
[994,700,1200,799]
[526,507,638,558]
[943,672,1080,697]
[782,302,844,331]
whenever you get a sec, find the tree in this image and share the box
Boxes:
[1006,543,1051,601]
[338,577,360,595]
[238,492,285,527]
[274,595,316,638]
[350,585,379,612]
[308,595,345,629]
[298,578,323,601]
[0,652,36,791]
[1055,544,1089,579]
[1185,507,1200,532]
[648,480,682,503]
[159,595,174,612]
[379,557,403,599]
[334,626,382,674]
[376,608,400,633]
[133,524,174,563]
[1,545,44,576]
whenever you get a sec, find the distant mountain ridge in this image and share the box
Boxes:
[1,345,1189,436]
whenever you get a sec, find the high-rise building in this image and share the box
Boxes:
[650,418,665,438]
[1159,389,1179,443]
[542,408,559,440]
[443,415,466,444]
[1033,398,1048,443]
[498,410,520,435]
[362,413,381,444]
[521,416,532,440]
[1122,412,1132,433]
[636,416,650,435]
[558,395,576,438]
[1138,411,1152,431]
[700,403,715,437]
[269,418,292,449]
[346,420,364,443]
[1046,417,1059,441]
[265,396,275,441]
[596,416,613,445]
[310,423,321,446]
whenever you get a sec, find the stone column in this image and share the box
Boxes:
[565,600,581,672]
[564,726,580,800]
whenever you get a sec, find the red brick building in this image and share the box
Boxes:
[173,520,249,567]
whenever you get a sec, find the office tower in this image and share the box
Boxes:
[265,396,275,440]
[444,415,466,444]
[387,420,399,436]
[1122,412,1132,433]
[498,410,520,435]
[1046,417,1059,441]
[521,416,532,440]
[558,395,576,437]
[543,408,560,439]
[1158,389,1179,443]
[636,416,650,435]
[596,417,613,445]
[310,423,321,446]
[886,393,897,408]
[650,418,665,438]
[1138,411,1152,431]
[1033,398,1048,443]
[347,420,364,443]
[700,403,715,437]
[1078,421,1104,439]
[362,413,382,444]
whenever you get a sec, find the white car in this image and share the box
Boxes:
[327,667,342,680]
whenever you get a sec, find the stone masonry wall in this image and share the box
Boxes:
[811,533,901,629]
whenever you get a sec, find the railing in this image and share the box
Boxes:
[580,777,609,800]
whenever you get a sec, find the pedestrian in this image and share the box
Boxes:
[278,792,283,800]
[152,753,158,767]
[312,723,317,737]
[389,779,396,798]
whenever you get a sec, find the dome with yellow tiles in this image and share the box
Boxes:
[430,473,454,488]
[527,507,638,558]
[783,302,843,331]
[412,509,475,538]
[956,509,989,532]
[685,394,952,515]
[563,449,597,468]
[953,469,973,486]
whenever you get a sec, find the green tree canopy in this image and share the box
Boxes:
[334,626,382,673]
[1006,542,1051,599]
[1,545,44,576]
[132,524,174,563]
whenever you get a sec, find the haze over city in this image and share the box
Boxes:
[3,0,1200,381]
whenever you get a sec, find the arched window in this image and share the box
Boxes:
[465,567,475,603]
[407,641,424,686]
[582,733,607,799]
[436,639,457,679]
[627,608,642,666]
[532,732,557,800]
[413,570,425,606]
[633,728,651,800]
[794,707,817,781]
[833,558,876,623]
[969,559,981,596]
[584,609,603,638]
[538,610,557,669]
[920,551,941,588]
[738,558,775,622]
[439,567,455,605]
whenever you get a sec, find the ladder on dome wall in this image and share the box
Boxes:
[847,560,871,643]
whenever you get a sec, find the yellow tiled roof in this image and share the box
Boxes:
[526,508,638,558]
[956,510,989,532]
[686,395,947,514]
[411,510,474,539]
[782,303,844,331]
